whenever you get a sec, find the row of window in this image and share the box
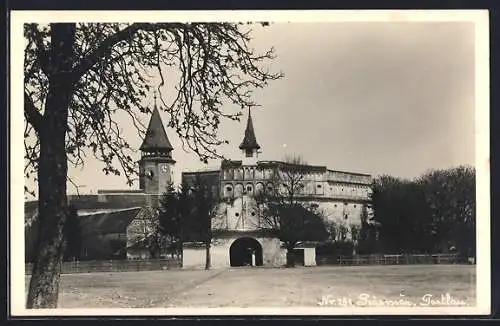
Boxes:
[327,172,371,184]
[222,169,370,184]
[222,169,330,182]
[223,183,369,197]
[224,183,268,194]
[233,211,257,217]
[333,203,358,208]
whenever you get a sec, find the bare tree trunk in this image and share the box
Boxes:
[204,241,211,270]
[179,242,183,263]
[285,242,297,268]
[286,249,295,268]
[26,23,76,309]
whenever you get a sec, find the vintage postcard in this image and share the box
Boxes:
[10,10,490,316]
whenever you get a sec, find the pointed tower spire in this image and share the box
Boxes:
[138,91,176,196]
[239,107,261,152]
[140,91,173,154]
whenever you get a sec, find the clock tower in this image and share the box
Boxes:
[138,95,175,198]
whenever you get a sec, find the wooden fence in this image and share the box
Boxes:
[25,254,473,274]
[25,258,182,275]
[316,253,471,266]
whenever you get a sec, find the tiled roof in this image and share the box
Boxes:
[24,194,150,225]
[79,207,142,235]
[68,194,148,210]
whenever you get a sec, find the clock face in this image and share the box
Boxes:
[160,164,168,173]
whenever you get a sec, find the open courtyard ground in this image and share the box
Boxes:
[25,265,476,308]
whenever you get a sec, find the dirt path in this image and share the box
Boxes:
[25,265,476,308]
[163,265,476,308]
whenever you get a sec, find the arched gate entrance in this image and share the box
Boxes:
[229,237,263,267]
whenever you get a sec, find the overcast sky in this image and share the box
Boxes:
[24,21,478,195]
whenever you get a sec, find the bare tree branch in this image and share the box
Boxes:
[25,24,52,77]
[24,92,43,133]
[72,23,183,81]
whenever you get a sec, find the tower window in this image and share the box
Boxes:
[226,186,233,192]
[317,184,322,188]
[246,186,252,192]
[245,150,253,157]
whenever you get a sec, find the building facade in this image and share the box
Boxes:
[181,109,373,269]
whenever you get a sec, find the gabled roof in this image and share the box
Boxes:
[68,194,148,210]
[24,194,150,226]
[140,105,173,153]
[79,207,142,235]
[239,109,260,151]
[133,206,157,221]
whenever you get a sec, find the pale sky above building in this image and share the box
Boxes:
[23,21,478,196]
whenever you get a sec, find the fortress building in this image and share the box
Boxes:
[25,102,373,267]
[181,109,373,269]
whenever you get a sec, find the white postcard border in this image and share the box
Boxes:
[10,9,491,316]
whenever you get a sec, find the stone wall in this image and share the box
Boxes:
[211,236,285,268]
[258,237,286,266]
[182,246,206,269]
[210,238,232,268]
[315,201,365,225]
[183,236,286,269]
[304,248,316,266]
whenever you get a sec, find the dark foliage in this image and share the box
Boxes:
[371,166,475,257]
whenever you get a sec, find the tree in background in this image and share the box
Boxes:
[62,205,82,261]
[189,175,220,270]
[24,22,282,308]
[157,180,215,262]
[349,224,360,255]
[356,204,380,255]
[324,220,338,242]
[158,183,183,258]
[417,166,476,258]
[258,156,329,267]
[370,166,475,258]
[126,207,163,259]
[261,202,330,267]
[371,175,429,253]
[108,237,127,260]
